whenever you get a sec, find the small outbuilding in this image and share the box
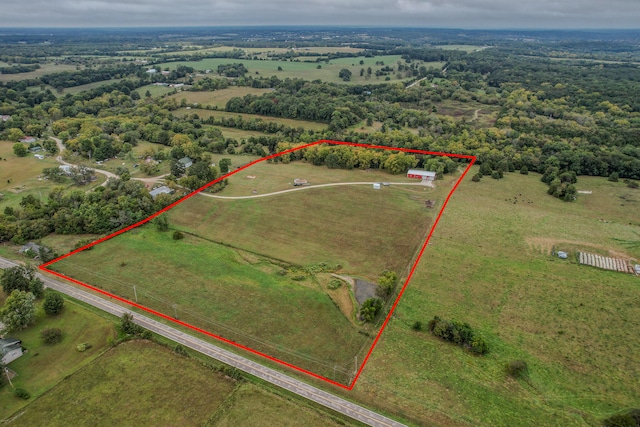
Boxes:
[0,338,23,365]
[373,183,381,190]
[407,169,436,181]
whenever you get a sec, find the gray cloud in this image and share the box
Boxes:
[0,0,638,28]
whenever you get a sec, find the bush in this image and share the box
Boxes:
[14,388,30,400]
[428,316,489,355]
[411,321,423,331]
[43,291,65,315]
[76,342,92,352]
[624,179,639,189]
[471,173,481,182]
[172,230,184,240]
[40,327,63,345]
[328,279,342,290]
[506,360,529,379]
[608,172,619,182]
[174,344,188,356]
[359,298,383,322]
[491,170,502,179]
[520,165,529,175]
[602,408,640,427]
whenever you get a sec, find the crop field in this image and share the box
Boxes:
[0,298,115,419]
[155,56,444,84]
[48,155,456,384]
[350,170,640,426]
[173,108,328,131]
[167,86,273,108]
[7,340,236,426]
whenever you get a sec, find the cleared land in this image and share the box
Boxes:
[134,83,176,98]
[0,299,115,418]
[167,86,273,108]
[350,170,640,426]
[50,159,451,384]
[0,141,105,209]
[155,56,444,84]
[0,63,78,83]
[7,340,236,426]
[173,108,328,131]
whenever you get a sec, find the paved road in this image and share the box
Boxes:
[200,181,432,200]
[0,257,406,427]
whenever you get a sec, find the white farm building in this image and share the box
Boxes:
[407,169,436,181]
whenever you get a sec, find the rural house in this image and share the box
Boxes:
[0,338,23,365]
[149,185,174,199]
[407,169,436,181]
[178,157,193,169]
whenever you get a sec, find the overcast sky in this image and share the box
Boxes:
[0,0,638,29]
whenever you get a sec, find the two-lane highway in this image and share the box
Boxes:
[0,257,406,427]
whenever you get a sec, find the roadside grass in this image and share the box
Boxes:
[173,107,328,131]
[7,340,236,426]
[167,87,273,108]
[0,140,105,209]
[351,168,640,426]
[209,382,357,427]
[155,56,442,84]
[50,227,370,383]
[0,298,115,419]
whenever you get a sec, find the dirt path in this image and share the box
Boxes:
[472,109,480,121]
[198,181,431,200]
[51,137,167,187]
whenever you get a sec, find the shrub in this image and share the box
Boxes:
[76,342,92,352]
[359,298,383,322]
[40,327,63,345]
[602,408,640,427]
[14,388,30,400]
[411,321,423,331]
[328,279,342,290]
[491,171,501,179]
[428,316,489,355]
[174,344,188,356]
[43,291,65,315]
[608,172,619,182]
[520,165,529,175]
[471,173,481,182]
[172,230,184,240]
[506,360,529,379]
[624,179,639,189]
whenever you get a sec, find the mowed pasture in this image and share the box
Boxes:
[7,340,236,426]
[0,141,107,209]
[51,227,371,383]
[350,170,640,426]
[167,86,273,108]
[0,298,115,419]
[173,107,328,131]
[0,63,78,83]
[156,56,444,84]
[172,166,449,278]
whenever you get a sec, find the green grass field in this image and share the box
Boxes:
[0,63,78,83]
[167,86,273,108]
[155,56,444,84]
[0,141,105,209]
[173,108,328,131]
[349,169,640,426]
[6,340,236,426]
[134,83,176,98]
[0,298,115,419]
[51,227,370,383]
[210,383,356,427]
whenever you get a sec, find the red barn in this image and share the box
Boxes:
[407,169,436,181]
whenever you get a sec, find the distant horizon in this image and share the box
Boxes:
[1,0,638,31]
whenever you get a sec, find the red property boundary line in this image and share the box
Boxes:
[40,140,476,390]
